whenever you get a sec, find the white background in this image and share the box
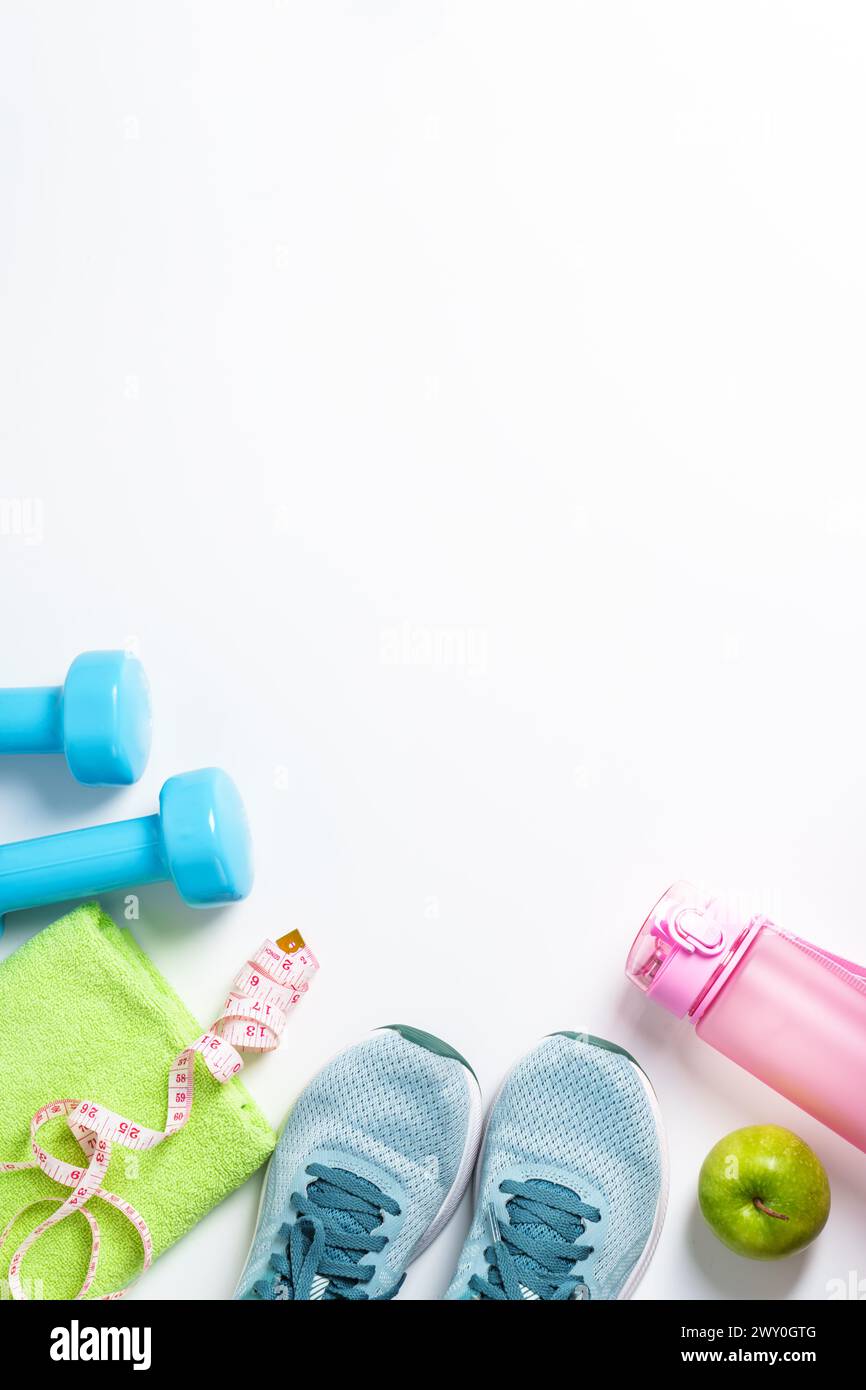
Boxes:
[2,1,866,1301]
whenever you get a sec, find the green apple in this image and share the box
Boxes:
[698,1124,830,1260]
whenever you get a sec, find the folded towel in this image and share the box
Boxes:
[0,903,275,1299]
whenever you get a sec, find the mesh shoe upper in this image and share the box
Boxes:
[445,1033,666,1300]
[234,1027,475,1299]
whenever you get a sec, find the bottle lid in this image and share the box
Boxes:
[625,882,735,1019]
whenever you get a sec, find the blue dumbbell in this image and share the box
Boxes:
[0,650,151,785]
[0,767,253,934]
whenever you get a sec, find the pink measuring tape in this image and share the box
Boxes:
[0,930,318,1301]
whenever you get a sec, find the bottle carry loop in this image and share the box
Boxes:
[778,929,866,996]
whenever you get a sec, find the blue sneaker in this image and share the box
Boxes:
[234,1025,482,1300]
[444,1033,668,1300]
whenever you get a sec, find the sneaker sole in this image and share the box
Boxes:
[472,1032,669,1301]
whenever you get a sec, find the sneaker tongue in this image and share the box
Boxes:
[505,1179,586,1297]
[321,1203,369,1261]
[309,1170,385,1298]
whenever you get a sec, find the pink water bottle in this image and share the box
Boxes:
[626,882,866,1153]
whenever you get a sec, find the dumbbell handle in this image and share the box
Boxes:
[0,687,64,754]
[0,815,166,916]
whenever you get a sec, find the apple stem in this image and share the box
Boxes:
[753,1198,789,1222]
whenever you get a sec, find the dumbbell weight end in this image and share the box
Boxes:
[0,768,253,936]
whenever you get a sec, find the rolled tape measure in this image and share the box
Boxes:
[0,930,319,1300]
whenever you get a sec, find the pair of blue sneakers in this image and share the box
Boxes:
[234,1026,668,1301]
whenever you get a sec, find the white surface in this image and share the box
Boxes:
[2,1,866,1302]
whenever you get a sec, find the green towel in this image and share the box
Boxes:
[0,903,275,1299]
